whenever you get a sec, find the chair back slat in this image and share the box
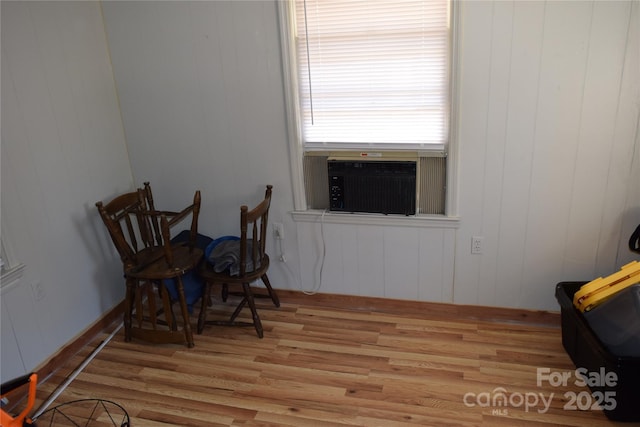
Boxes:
[239,206,248,276]
[142,182,163,247]
[238,185,272,277]
[136,186,159,249]
[123,213,140,253]
[96,190,150,271]
[253,221,259,261]
[190,190,201,251]
[160,214,173,267]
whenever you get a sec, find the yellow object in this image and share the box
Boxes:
[573,261,640,312]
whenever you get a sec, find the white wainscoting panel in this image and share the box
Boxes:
[454,0,639,311]
[295,220,455,302]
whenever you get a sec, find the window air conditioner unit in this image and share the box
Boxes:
[327,153,417,215]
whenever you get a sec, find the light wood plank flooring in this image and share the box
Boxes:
[26,292,634,426]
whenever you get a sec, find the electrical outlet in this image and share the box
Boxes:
[273,222,284,240]
[471,236,484,254]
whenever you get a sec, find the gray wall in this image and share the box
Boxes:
[1,1,133,381]
[103,0,640,310]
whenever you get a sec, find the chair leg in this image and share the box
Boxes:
[148,281,159,328]
[261,274,280,307]
[197,282,212,334]
[242,282,263,338]
[135,284,145,327]
[124,278,136,342]
[175,276,195,348]
[229,298,248,322]
[158,282,177,331]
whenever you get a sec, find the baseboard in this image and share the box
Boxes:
[276,289,560,327]
[35,300,124,383]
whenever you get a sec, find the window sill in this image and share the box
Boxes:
[291,210,460,228]
[1,263,26,292]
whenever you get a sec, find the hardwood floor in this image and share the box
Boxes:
[24,291,634,426]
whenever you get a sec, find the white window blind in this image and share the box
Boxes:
[294,0,450,148]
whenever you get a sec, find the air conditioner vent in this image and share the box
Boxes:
[328,160,416,215]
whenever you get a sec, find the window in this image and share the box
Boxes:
[0,235,25,287]
[279,0,458,216]
[292,0,450,149]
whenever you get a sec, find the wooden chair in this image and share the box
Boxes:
[197,185,279,338]
[96,185,203,347]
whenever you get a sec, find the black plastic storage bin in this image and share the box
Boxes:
[583,284,640,357]
[556,281,640,422]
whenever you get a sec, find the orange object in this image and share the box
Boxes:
[0,373,37,427]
